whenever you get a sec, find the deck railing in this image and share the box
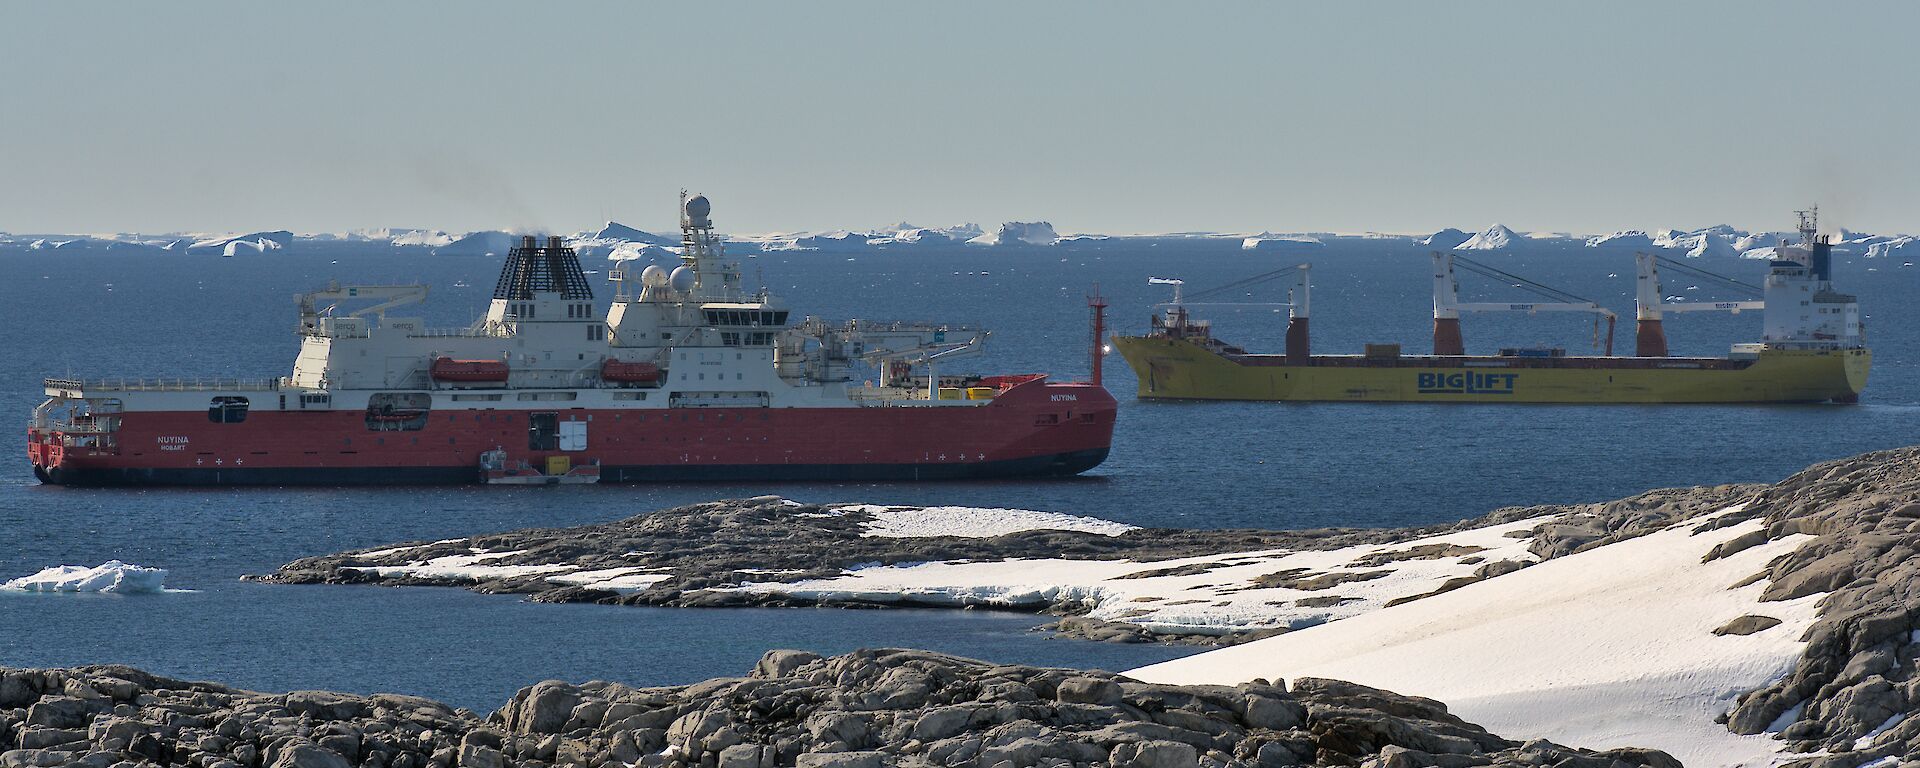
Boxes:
[43,377,282,392]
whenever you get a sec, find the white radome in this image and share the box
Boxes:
[668,265,696,293]
[640,264,669,288]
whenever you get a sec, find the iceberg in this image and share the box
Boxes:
[868,222,984,246]
[1418,228,1471,249]
[186,231,292,255]
[1583,230,1655,249]
[589,221,675,245]
[433,230,518,257]
[2,560,172,594]
[760,230,879,252]
[1240,233,1325,252]
[387,229,458,248]
[1453,224,1523,250]
[967,221,1059,247]
[1866,236,1917,259]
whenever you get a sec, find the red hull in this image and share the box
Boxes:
[30,380,1115,486]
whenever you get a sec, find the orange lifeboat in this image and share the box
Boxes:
[601,360,662,383]
[430,357,510,382]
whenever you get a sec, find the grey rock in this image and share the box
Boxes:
[793,751,885,768]
[25,697,94,729]
[1111,739,1198,768]
[456,742,504,768]
[716,744,766,768]
[268,741,352,768]
[1056,677,1122,706]
[513,682,580,735]
[284,691,369,722]
[753,650,822,679]
[17,726,85,750]
[1242,695,1304,731]
[1713,615,1782,636]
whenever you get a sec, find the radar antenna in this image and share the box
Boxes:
[1795,205,1819,246]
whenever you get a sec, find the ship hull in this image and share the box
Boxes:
[37,448,1111,487]
[30,380,1115,487]
[1113,336,1870,404]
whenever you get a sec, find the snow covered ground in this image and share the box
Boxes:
[1,561,177,594]
[735,513,1549,635]
[1128,509,1819,767]
[848,505,1140,539]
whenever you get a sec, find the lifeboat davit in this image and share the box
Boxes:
[600,360,662,383]
[430,357,510,382]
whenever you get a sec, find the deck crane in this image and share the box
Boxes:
[1433,252,1616,356]
[295,282,429,336]
[1632,252,1765,356]
[1148,264,1313,360]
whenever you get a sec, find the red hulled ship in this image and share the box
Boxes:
[28,195,1115,486]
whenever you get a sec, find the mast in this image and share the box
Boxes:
[1634,251,1669,357]
[1432,252,1465,355]
[1285,263,1311,361]
[1088,285,1107,387]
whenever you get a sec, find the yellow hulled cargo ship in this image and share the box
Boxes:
[1114,213,1869,404]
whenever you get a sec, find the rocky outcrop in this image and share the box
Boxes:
[259,486,1755,645]
[0,651,1676,767]
[1695,447,1920,765]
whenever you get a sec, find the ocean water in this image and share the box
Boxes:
[3,239,1915,710]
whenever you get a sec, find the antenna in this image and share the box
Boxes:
[1795,205,1819,246]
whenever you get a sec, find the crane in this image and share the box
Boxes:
[295,282,429,336]
[1434,252,1616,356]
[1632,252,1764,356]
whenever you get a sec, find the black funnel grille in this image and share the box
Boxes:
[493,235,593,300]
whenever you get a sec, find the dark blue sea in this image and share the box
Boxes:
[3,238,1915,710]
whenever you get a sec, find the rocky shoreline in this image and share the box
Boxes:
[0,650,1677,768]
[248,446,1920,765]
[256,486,1753,646]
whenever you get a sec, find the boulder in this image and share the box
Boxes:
[1111,739,1199,768]
[1056,677,1123,706]
[266,741,352,768]
[1713,615,1782,636]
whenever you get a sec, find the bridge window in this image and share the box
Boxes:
[207,396,249,423]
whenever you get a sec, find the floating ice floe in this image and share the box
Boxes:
[1,560,176,594]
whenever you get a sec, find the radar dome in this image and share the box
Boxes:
[640,264,669,287]
[668,265,696,293]
[684,194,712,227]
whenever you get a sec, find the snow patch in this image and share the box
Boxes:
[360,550,575,581]
[547,566,672,594]
[2,561,176,594]
[737,515,1551,635]
[1128,511,1821,767]
[848,505,1140,539]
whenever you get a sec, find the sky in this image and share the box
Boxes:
[3,1,1917,237]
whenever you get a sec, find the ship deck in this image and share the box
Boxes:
[1223,353,1758,371]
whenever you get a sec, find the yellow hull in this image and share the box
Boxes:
[1112,336,1870,404]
